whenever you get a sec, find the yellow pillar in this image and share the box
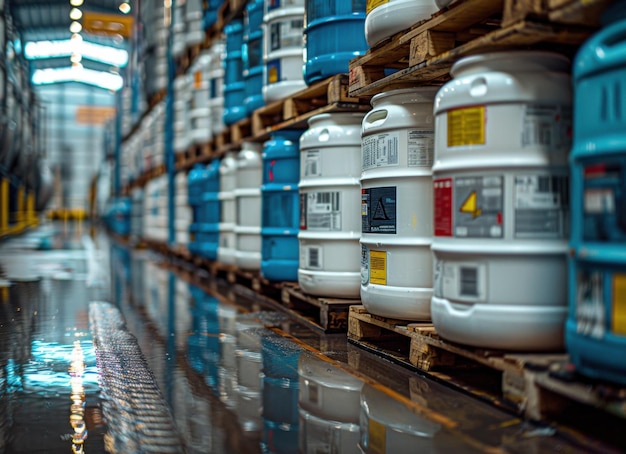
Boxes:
[0,178,8,234]
[17,186,25,228]
[27,192,38,226]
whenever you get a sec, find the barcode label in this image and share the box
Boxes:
[460,267,478,297]
[522,104,571,150]
[515,174,568,238]
[306,191,342,230]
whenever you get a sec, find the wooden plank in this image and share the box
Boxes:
[350,20,592,96]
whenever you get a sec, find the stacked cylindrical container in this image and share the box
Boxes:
[431,52,572,350]
[208,41,226,136]
[142,0,168,97]
[244,0,266,114]
[235,142,264,270]
[263,0,306,102]
[261,333,301,453]
[144,175,169,242]
[175,172,192,247]
[172,1,187,58]
[364,0,437,48]
[189,51,213,145]
[218,151,239,264]
[566,18,626,384]
[303,0,368,85]
[130,188,144,242]
[261,130,302,281]
[174,74,192,154]
[204,0,224,29]
[223,20,247,125]
[188,164,208,256]
[199,160,222,260]
[298,353,363,453]
[186,0,206,48]
[298,113,365,298]
[360,88,437,320]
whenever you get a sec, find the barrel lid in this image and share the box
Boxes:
[451,51,570,78]
[371,86,438,106]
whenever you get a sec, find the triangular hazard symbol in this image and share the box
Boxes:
[460,191,482,218]
[373,197,390,221]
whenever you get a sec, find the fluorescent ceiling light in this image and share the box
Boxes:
[119,3,131,14]
[69,8,83,20]
[24,40,128,67]
[70,0,84,6]
[32,66,124,91]
[70,21,82,33]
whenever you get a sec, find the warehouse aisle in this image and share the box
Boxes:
[0,224,621,453]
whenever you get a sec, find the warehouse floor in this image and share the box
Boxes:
[0,222,621,453]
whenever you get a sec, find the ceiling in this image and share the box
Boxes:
[9,0,130,48]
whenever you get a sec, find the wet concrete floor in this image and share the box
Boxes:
[0,222,623,453]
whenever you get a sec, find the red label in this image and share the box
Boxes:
[434,178,453,237]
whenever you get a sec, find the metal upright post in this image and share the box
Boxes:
[0,177,8,234]
[166,0,177,246]
[114,89,123,198]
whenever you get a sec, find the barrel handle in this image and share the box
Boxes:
[588,22,626,67]
[363,109,388,128]
[317,128,330,142]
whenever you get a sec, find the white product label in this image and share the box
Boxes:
[514,174,568,239]
[584,188,615,214]
[303,150,321,177]
[269,17,304,52]
[407,129,434,167]
[362,132,399,170]
[306,191,341,230]
[576,270,605,339]
[521,104,572,151]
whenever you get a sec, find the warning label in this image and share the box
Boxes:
[514,174,568,239]
[454,176,503,238]
[434,178,453,237]
[369,250,387,285]
[613,274,626,335]
[362,133,399,170]
[447,106,486,147]
[361,244,369,285]
[362,187,397,234]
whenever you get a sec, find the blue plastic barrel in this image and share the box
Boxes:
[224,20,247,125]
[188,285,221,387]
[203,0,224,29]
[188,164,209,255]
[244,0,265,114]
[566,18,626,385]
[260,130,302,281]
[303,0,368,85]
[197,160,221,260]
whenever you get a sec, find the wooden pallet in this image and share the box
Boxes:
[251,74,371,138]
[347,305,626,427]
[280,283,360,333]
[348,0,604,97]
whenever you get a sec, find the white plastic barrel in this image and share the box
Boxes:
[235,142,264,270]
[365,0,438,48]
[431,51,572,350]
[298,113,366,298]
[263,1,306,103]
[218,151,239,265]
[360,87,437,320]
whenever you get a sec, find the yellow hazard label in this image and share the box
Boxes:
[366,0,389,14]
[194,71,202,89]
[447,106,486,147]
[368,417,386,454]
[612,274,626,335]
[460,191,482,218]
[268,65,279,84]
[370,250,387,285]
